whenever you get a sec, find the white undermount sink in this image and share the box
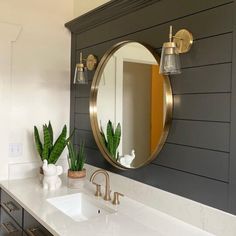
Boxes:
[47,193,116,222]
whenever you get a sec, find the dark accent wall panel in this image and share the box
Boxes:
[173,94,230,122]
[181,33,232,68]
[75,84,91,98]
[167,120,230,152]
[69,34,77,133]
[84,147,228,211]
[75,114,91,130]
[75,98,89,113]
[126,164,229,211]
[75,130,97,149]
[229,0,236,212]
[171,63,231,94]
[66,0,236,214]
[155,144,229,182]
[71,1,232,49]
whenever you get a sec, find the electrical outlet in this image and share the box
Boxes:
[9,143,23,157]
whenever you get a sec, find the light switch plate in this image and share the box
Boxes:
[9,143,23,157]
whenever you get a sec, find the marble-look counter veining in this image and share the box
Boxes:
[0,175,215,236]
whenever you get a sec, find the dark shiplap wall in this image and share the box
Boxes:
[66,0,236,214]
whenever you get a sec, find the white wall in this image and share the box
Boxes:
[74,0,110,17]
[0,0,74,180]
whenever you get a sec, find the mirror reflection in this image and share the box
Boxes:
[91,42,172,169]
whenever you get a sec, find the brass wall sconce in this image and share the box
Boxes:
[159,26,193,75]
[73,52,97,84]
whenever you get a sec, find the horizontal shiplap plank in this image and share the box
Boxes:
[154,143,229,182]
[85,147,228,211]
[71,0,233,215]
[84,147,112,169]
[75,98,89,113]
[74,129,97,148]
[116,3,233,51]
[173,93,231,122]
[75,82,91,98]
[126,164,229,211]
[171,63,232,94]
[167,120,230,152]
[77,32,232,71]
[76,1,232,49]
[75,114,91,130]
[181,33,232,68]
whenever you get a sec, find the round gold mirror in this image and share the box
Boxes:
[90,41,173,169]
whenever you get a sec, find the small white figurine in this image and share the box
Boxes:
[42,160,63,190]
[119,149,135,167]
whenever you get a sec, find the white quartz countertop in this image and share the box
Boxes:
[0,176,215,236]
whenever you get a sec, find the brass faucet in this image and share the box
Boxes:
[90,169,111,201]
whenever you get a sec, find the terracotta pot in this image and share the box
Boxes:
[68,169,86,179]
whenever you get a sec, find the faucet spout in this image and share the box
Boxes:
[90,169,111,201]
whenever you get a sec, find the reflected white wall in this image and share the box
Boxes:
[123,62,151,163]
[96,43,156,161]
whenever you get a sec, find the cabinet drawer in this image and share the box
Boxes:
[1,190,23,227]
[0,207,22,236]
[23,210,53,236]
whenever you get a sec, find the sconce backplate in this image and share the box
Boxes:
[173,29,193,53]
[86,54,98,71]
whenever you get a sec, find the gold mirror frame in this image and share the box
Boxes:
[90,41,173,170]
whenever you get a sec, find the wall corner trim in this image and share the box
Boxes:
[65,0,160,33]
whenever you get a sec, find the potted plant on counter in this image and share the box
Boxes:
[67,140,86,188]
[34,121,71,175]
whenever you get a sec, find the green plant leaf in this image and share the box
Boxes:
[48,121,53,145]
[67,140,77,171]
[42,124,51,160]
[113,123,121,159]
[34,126,43,160]
[99,120,121,160]
[100,126,108,147]
[113,122,121,155]
[116,151,119,161]
[106,120,114,158]
[67,140,86,171]
[48,125,67,164]
[78,141,86,171]
[34,122,74,165]
[66,128,75,143]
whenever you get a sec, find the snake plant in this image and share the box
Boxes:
[67,140,86,171]
[100,120,121,160]
[34,121,71,164]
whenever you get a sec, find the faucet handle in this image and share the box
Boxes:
[92,182,102,197]
[112,192,124,205]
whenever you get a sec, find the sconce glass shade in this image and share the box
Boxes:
[73,63,88,84]
[159,42,181,75]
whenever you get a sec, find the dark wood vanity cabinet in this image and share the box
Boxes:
[23,210,53,236]
[0,206,22,235]
[0,189,52,236]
